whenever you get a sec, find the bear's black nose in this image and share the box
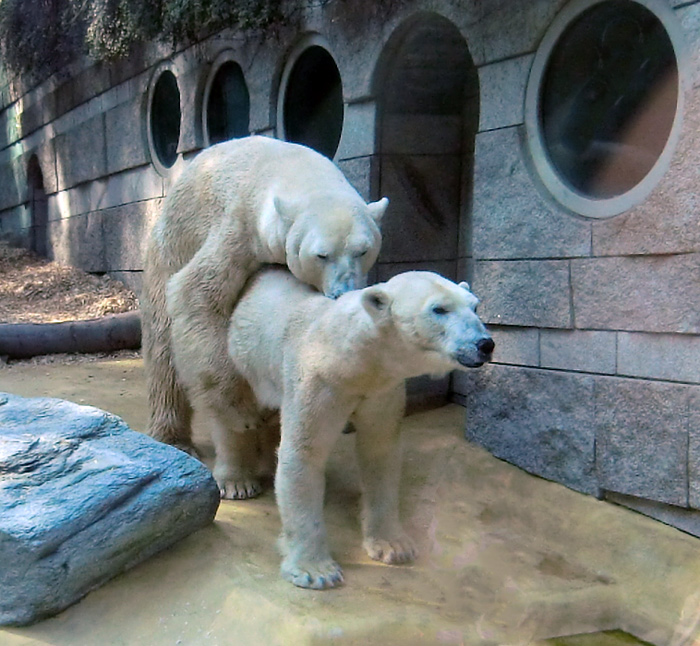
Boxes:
[477,337,495,355]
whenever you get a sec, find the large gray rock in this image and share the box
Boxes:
[0,392,220,626]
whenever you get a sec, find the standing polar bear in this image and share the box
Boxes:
[225,268,495,589]
[141,136,388,473]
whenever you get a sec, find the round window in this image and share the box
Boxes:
[525,0,685,217]
[149,69,181,170]
[205,60,250,146]
[280,43,344,159]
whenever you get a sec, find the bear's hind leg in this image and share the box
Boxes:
[141,251,195,452]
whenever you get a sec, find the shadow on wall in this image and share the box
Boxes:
[372,12,479,284]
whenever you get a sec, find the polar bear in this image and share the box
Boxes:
[224,267,494,589]
[140,136,388,461]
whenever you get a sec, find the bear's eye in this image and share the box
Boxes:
[316,254,329,261]
[353,249,368,258]
[432,305,449,316]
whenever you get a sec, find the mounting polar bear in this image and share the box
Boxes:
[140,136,388,462]
[225,268,495,589]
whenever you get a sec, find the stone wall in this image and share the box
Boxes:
[1,0,699,531]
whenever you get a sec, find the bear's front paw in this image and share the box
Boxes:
[364,533,418,565]
[217,476,262,500]
[281,556,344,590]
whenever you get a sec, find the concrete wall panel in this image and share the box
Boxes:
[471,259,572,328]
[572,255,700,334]
[472,128,592,260]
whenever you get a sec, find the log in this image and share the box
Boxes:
[0,311,141,359]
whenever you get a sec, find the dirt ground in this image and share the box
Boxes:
[0,241,139,325]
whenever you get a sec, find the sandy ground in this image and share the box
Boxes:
[1,357,700,645]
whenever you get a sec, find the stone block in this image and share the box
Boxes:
[102,166,164,210]
[487,325,540,367]
[460,363,598,495]
[0,392,220,626]
[102,199,163,271]
[54,114,107,190]
[571,254,700,334]
[474,0,570,64]
[478,55,532,131]
[54,62,111,117]
[591,88,700,257]
[18,91,57,136]
[595,377,690,506]
[470,259,572,328]
[472,128,592,260]
[618,332,700,384]
[336,101,376,161]
[377,154,461,263]
[678,4,700,88]
[0,157,24,211]
[0,205,30,243]
[48,213,106,273]
[105,98,150,175]
[337,155,377,202]
[687,388,700,508]
[541,330,617,375]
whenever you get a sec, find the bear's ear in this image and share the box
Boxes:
[361,285,392,322]
[274,196,297,223]
[458,281,471,293]
[367,197,389,223]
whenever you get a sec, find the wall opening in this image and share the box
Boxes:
[525,0,685,217]
[204,57,250,146]
[374,13,479,408]
[374,13,479,282]
[27,155,48,258]
[279,42,344,159]
[148,68,181,171]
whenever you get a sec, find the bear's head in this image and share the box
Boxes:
[279,194,387,299]
[360,271,494,376]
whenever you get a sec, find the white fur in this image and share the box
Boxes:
[140,137,388,469]
[224,268,494,589]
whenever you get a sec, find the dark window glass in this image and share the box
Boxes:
[283,46,344,159]
[151,70,181,168]
[206,62,250,145]
[540,0,678,199]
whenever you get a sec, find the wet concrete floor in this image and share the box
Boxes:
[1,356,699,645]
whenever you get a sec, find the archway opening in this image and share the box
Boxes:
[374,14,479,282]
[205,60,250,145]
[374,13,479,407]
[27,155,48,258]
[281,44,344,159]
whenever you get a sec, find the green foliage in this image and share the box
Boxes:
[0,0,287,79]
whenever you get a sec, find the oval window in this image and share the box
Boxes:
[281,44,344,159]
[149,69,181,170]
[526,0,684,217]
[205,61,250,145]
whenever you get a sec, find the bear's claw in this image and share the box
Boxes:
[364,534,418,565]
[218,478,262,500]
[281,557,344,589]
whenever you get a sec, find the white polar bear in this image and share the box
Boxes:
[225,267,494,589]
[140,136,388,470]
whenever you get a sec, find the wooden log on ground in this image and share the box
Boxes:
[0,311,141,359]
